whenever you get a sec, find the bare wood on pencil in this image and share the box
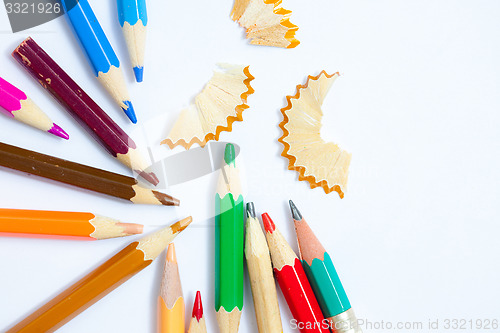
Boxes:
[215,307,242,333]
[245,212,283,332]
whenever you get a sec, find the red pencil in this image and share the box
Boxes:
[262,213,329,333]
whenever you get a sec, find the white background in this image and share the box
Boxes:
[1,1,499,332]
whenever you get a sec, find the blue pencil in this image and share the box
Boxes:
[117,0,148,83]
[61,0,137,123]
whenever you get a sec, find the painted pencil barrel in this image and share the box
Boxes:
[0,209,94,238]
[214,193,244,313]
[0,77,27,112]
[61,0,120,76]
[304,253,362,332]
[6,243,151,333]
[158,297,185,333]
[275,258,330,333]
[303,253,351,317]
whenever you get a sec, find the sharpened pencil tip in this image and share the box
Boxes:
[246,202,256,218]
[152,190,180,206]
[171,216,192,234]
[192,291,204,321]
[122,100,137,123]
[262,213,276,233]
[166,243,177,263]
[137,170,159,186]
[224,143,235,166]
[289,200,302,220]
[133,66,144,83]
[48,123,69,140]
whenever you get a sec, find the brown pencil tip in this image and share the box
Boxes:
[289,200,302,220]
[152,190,180,206]
[192,291,204,321]
[171,216,193,234]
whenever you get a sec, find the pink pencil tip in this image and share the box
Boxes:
[192,291,203,321]
[48,123,69,140]
[261,213,276,233]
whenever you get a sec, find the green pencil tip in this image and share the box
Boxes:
[224,143,236,166]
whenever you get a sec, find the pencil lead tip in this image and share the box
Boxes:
[166,243,177,263]
[262,213,276,233]
[192,291,203,321]
[152,190,180,206]
[48,123,69,140]
[289,200,302,220]
[137,170,159,186]
[133,66,144,83]
[122,100,137,123]
[246,202,256,218]
[224,143,235,166]
[169,216,192,235]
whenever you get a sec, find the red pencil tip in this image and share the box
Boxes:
[192,291,203,321]
[262,213,276,233]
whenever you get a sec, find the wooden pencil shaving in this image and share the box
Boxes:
[162,64,254,149]
[278,71,351,198]
[231,0,299,48]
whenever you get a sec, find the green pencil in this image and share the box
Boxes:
[215,143,244,333]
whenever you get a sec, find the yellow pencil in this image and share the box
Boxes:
[158,243,185,333]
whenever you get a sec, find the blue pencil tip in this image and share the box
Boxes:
[133,66,144,83]
[122,101,137,124]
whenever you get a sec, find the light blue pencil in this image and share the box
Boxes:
[61,0,137,123]
[117,0,148,83]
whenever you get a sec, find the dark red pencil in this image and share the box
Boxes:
[263,213,330,333]
[12,37,158,185]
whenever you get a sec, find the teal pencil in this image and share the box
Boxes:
[289,200,362,333]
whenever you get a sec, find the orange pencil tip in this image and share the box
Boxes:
[192,291,203,321]
[262,213,276,233]
[166,243,177,263]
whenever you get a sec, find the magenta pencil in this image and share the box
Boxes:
[0,77,68,139]
[12,37,158,186]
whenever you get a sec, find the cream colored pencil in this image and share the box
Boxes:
[245,202,283,332]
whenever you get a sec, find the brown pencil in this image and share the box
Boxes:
[0,141,178,206]
[6,216,192,333]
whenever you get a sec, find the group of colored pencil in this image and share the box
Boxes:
[0,0,365,331]
[214,143,362,333]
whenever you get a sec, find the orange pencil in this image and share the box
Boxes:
[0,208,142,240]
[6,217,192,333]
[188,291,207,333]
[158,243,185,333]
